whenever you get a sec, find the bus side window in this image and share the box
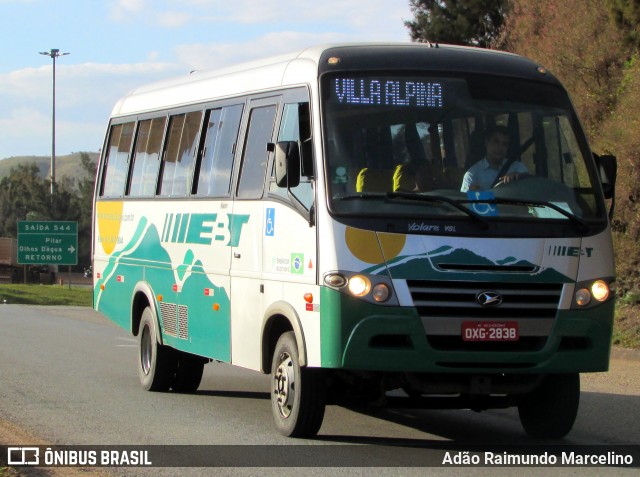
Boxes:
[158,111,203,197]
[269,102,314,210]
[100,122,135,197]
[236,105,277,199]
[195,104,243,197]
[128,117,166,197]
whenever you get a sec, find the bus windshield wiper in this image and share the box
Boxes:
[469,197,589,231]
[336,192,386,201]
[387,192,489,227]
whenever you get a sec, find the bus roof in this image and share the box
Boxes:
[110,42,559,117]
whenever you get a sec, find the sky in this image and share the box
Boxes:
[0,0,413,160]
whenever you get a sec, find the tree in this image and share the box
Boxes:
[0,164,50,237]
[405,0,509,48]
[609,0,640,46]
[75,153,97,268]
[501,0,629,138]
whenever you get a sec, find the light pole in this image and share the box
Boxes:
[39,48,70,195]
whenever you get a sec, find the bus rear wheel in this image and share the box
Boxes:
[138,307,178,392]
[172,352,206,393]
[517,373,580,438]
[271,331,326,437]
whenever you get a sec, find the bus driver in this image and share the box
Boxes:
[460,125,529,192]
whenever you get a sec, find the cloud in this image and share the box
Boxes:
[173,31,353,71]
[0,107,108,159]
[0,67,50,102]
[0,62,181,108]
[222,0,409,34]
[0,60,183,158]
[0,108,51,158]
[109,0,411,39]
[156,11,192,27]
[181,0,403,26]
[108,0,147,21]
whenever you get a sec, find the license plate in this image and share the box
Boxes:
[462,321,519,342]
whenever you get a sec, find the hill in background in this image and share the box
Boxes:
[0,152,99,185]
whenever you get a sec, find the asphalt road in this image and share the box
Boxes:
[0,305,639,476]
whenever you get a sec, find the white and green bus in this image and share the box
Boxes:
[93,43,617,439]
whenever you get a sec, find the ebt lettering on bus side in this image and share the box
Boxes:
[161,213,250,247]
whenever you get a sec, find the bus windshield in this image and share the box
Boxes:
[322,73,605,227]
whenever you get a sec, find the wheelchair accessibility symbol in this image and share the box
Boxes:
[467,191,498,216]
[265,208,275,236]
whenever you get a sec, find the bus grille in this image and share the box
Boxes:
[407,279,563,352]
[160,302,189,340]
[178,305,189,340]
[407,280,563,320]
[160,302,177,337]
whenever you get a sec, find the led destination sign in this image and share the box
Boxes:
[333,78,444,108]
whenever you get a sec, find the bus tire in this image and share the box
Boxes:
[171,352,205,393]
[138,307,177,392]
[517,373,580,439]
[271,331,326,437]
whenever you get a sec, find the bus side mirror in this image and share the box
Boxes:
[275,141,301,188]
[595,154,617,200]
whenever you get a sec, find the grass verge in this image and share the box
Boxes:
[0,284,92,307]
[0,468,21,477]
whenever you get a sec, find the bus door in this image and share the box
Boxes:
[230,96,280,369]
[261,98,319,364]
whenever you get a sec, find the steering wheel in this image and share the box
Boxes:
[492,172,530,188]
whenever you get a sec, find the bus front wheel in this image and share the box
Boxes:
[517,373,580,438]
[271,331,326,437]
[138,307,177,391]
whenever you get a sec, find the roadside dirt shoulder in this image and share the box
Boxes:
[582,347,640,395]
[0,418,110,477]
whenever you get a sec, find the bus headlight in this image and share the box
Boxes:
[575,288,591,307]
[323,271,397,305]
[573,279,613,308]
[348,275,370,297]
[324,273,347,288]
[591,280,610,302]
[372,283,391,302]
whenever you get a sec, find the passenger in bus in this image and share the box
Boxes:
[460,125,529,192]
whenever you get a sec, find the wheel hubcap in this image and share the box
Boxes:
[273,351,295,418]
[140,325,152,375]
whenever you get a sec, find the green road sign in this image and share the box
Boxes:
[17,221,78,265]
